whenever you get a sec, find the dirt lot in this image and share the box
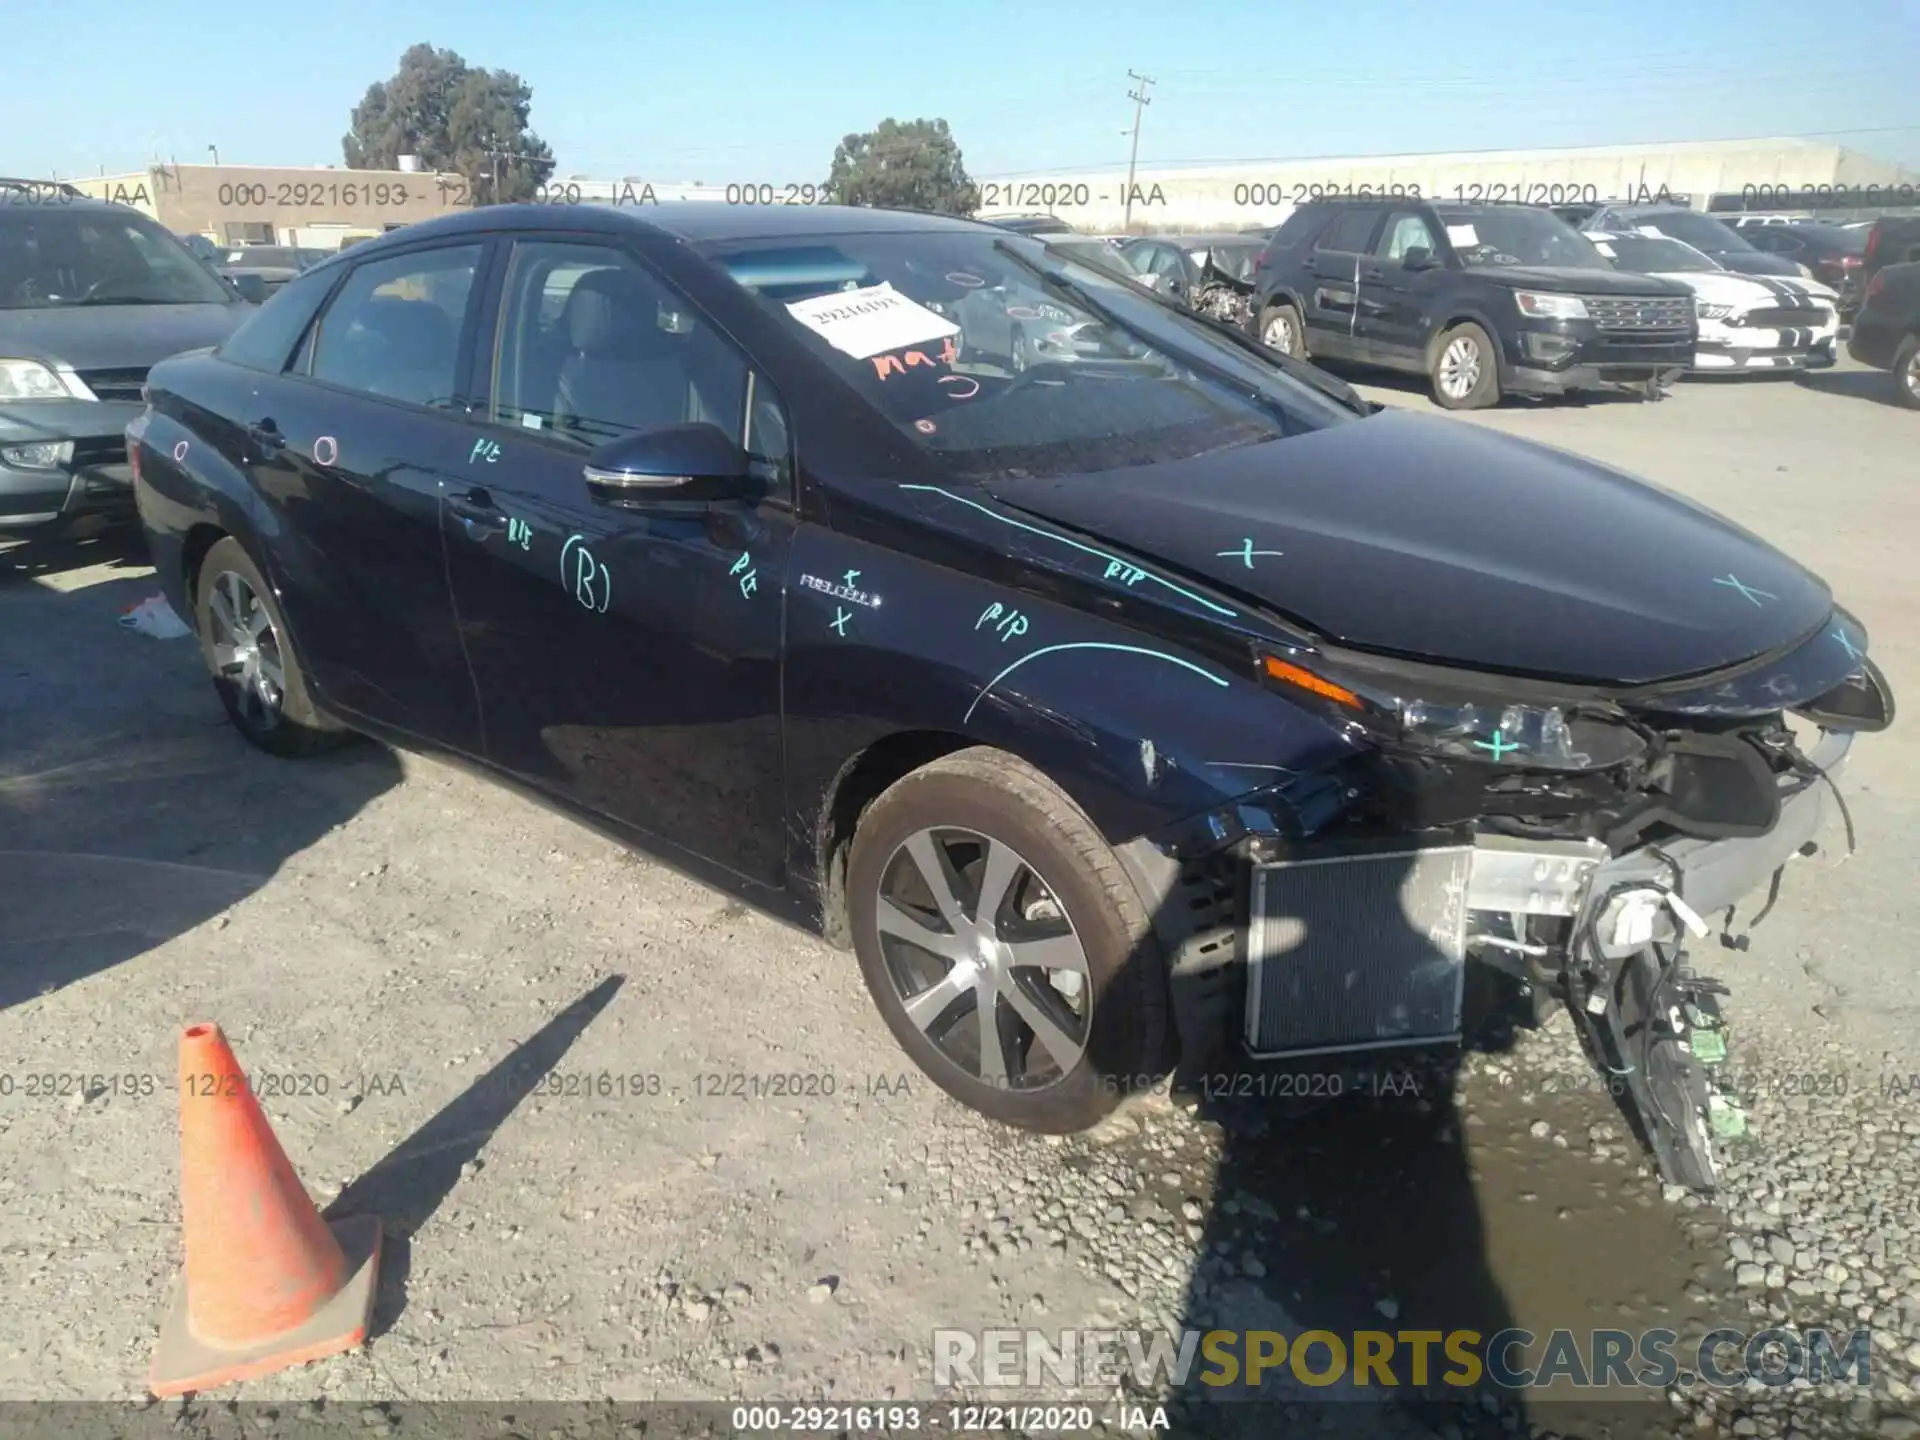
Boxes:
[2,359,1916,1439]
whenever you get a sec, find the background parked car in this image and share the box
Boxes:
[0,189,253,535]
[1735,222,1868,314]
[1249,197,1695,409]
[220,244,331,298]
[1121,234,1265,326]
[982,215,1067,237]
[1860,215,1920,294]
[1586,229,1839,373]
[1846,260,1920,409]
[1581,204,1808,278]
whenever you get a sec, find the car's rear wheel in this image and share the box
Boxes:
[1431,322,1501,410]
[846,747,1165,1133]
[193,536,351,758]
[1259,302,1306,358]
[1894,334,1920,410]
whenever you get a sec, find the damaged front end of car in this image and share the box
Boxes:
[1131,613,1895,1192]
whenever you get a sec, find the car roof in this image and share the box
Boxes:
[332,202,998,264]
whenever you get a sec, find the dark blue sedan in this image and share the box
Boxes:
[127,202,1892,1190]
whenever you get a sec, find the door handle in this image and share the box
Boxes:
[448,487,506,534]
[1361,267,1386,279]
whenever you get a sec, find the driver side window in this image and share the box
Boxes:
[1378,212,1440,262]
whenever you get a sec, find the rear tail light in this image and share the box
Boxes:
[1840,255,1861,268]
[1864,228,1880,264]
[129,443,142,485]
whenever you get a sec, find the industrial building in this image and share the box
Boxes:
[975,137,1920,233]
[64,164,728,248]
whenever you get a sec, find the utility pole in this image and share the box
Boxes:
[1122,70,1155,231]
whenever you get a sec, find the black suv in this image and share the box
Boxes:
[1246,198,1696,409]
[1,183,253,535]
[1847,260,1920,408]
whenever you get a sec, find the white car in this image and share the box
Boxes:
[1587,229,1839,373]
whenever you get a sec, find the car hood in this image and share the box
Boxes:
[0,302,247,371]
[1460,264,1690,297]
[1653,270,1838,308]
[1709,250,1803,278]
[985,409,1831,685]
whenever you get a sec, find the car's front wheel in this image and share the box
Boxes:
[1258,301,1306,359]
[846,748,1166,1133]
[1431,322,1501,410]
[1894,334,1920,410]
[193,536,351,758]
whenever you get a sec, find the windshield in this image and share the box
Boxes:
[704,230,1356,482]
[1594,233,1721,274]
[1438,208,1613,269]
[1631,211,1753,254]
[0,209,236,308]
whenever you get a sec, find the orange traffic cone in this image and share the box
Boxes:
[149,1023,382,1397]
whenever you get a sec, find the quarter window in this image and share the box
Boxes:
[489,240,753,451]
[308,244,481,409]
[1317,208,1380,254]
[219,265,339,373]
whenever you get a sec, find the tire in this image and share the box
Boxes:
[846,747,1167,1133]
[1258,301,1306,359]
[192,536,351,758]
[1010,326,1031,373]
[1894,334,1920,411]
[1430,321,1502,410]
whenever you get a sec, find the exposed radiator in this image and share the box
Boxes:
[1244,846,1471,1058]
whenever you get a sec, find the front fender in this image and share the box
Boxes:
[781,523,1359,883]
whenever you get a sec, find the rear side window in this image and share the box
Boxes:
[1317,208,1380,254]
[1265,207,1327,256]
[308,244,482,409]
[218,265,339,373]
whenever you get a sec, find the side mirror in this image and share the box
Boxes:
[583,422,759,504]
[1401,247,1437,271]
[230,273,269,304]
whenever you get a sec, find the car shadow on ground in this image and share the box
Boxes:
[1792,368,1906,409]
[326,974,626,1338]
[0,525,404,1012]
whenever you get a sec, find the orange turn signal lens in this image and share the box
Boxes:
[1261,655,1363,710]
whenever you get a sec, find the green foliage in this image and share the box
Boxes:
[824,118,981,216]
[343,43,556,204]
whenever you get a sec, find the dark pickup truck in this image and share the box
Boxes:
[1247,198,1696,409]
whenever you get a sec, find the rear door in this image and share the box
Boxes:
[239,239,492,754]
[1302,206,1381,354]
[439,236,793,884]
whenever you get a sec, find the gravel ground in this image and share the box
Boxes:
[1,357,1915,1439]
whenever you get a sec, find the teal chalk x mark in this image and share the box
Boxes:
[1218,538,1284,569]
[506,517,532,551]
[899,483,1236,618]
[831,606,852,637]
[560,534,611,614]
[1472,732,1522,761]
[469,437,502,465]
[1834,626,1863,662]
[965,643,1228,724]
[1712,574,1776,608]
[730,550,759,598]
[974,602,1031,643]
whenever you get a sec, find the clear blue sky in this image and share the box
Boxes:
[12,0,1917,182]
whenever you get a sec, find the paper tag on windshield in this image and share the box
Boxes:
[1636,225,1664,238]
[785,283,960,361]
[1445,224,1479,247]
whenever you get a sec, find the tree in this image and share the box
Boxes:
[343,44,555,205]
[823,118,980,216]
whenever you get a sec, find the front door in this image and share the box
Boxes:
[239,240,490,755]
[440,237,793,885]
[1358,209,1446,365]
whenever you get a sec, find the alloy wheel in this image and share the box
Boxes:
[1263,313,1296,353]
[1439,335,1483,399]
[875,827,1091,1092]
[1904,350,1920,402]
[206,569,286,732]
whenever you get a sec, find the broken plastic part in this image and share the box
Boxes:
[1690,1029,1728,1065]
[1707,1094,1747,1139]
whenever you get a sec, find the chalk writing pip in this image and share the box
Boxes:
[975,602,1030,644]
[506,518,533,551]
[469,438,502,465]
[1103,560,1149,587]
[560,534,611,614]
[730,551,759,598]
